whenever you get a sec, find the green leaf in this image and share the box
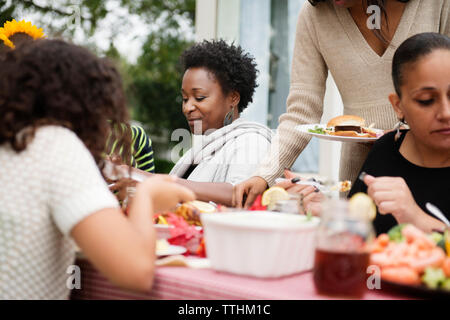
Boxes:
[387,224,407,243]
[308,125,326,135]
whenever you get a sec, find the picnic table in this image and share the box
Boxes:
[70,257,412,300]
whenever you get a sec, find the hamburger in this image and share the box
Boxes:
[325,115,377,138]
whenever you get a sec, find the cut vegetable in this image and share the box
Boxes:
[261,187,290,211]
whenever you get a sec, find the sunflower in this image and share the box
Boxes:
[0,19,45,49]
[0,33,14,49]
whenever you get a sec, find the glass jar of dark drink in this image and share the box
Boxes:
[313,199,375,298]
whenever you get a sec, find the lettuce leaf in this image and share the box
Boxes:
[387,224,407,242]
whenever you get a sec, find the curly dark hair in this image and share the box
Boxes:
[0,42,8,60]
[0,39,131,165]
[180,39,258,113]
[0,33,38,61]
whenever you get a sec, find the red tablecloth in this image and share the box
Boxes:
[70,258,412,300]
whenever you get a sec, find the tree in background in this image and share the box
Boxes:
[1,0,195,173]
[128,34,192,135]
[1,0,109,37]
[121,30,193,174]
[1,0,194,38]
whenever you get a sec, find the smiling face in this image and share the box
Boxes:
[181,67,239,134]
[389,49,450,152]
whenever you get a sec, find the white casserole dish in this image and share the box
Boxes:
[201,211,320,278]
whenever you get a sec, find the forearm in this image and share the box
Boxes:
[412,207,446,233]
[130,166,153,180]
[253,115,316,186]
[252,5,327,185]
[396,205,446,233]
[127,182,156,248]
[176,179,233,207]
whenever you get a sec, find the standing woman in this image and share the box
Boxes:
[234,0,450,208]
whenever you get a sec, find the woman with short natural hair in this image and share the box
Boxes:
[170,40,273,206]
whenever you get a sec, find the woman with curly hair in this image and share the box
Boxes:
[0,39,194,299]
[169,39,273,206]
[0,19,44,61]
[0,20,156,192]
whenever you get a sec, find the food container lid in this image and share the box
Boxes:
[201,211,320,231]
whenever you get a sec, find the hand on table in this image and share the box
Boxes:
[275,169,324,216]
[109,177,138,202]
[139,175,195,213]
[104,156,153,202]
[232,176,268,208]
[103,156,131,181]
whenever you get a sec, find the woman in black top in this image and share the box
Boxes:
[349,32,450,234]
[281,32,450,235]
[349,129,450,234]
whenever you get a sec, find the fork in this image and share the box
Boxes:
[425,202,450,227]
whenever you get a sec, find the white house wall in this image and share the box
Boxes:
[217,0,240,43]
[238,0,271,126]
[194,0,342,182]
[195,0,217,41]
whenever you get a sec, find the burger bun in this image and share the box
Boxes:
[327,115,365,128]
[327,131,372,138]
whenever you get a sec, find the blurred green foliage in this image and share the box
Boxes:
[1,0,109,36]
[104,30,192,136]
[120,0,195,27]
[126,33,192,136]
[1,0,195,170]
[154,158,175,174]
[1,0,195,35]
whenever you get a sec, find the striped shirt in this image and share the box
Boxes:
[107,124,155,173]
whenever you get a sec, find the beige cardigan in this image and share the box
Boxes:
[255,0,450,185]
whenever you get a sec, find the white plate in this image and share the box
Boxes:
[296,124,383,143]
[156,244,187,257]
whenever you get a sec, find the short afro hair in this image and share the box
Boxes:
[180,39,258,113]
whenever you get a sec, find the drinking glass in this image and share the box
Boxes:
[313,198,375,298]
[273,194,301,214]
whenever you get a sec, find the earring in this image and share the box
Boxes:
[223,107,234,126]
[394,117,406,141]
